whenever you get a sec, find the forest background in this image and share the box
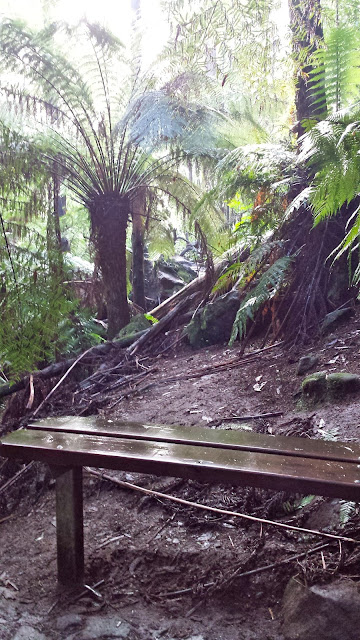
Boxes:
[0,0,359,387]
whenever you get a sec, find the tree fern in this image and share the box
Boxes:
[0,17,229,337]
[296,104,360,220]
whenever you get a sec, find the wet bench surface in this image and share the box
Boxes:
[1,416,360,585]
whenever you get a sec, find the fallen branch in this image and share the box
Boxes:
[149,247,250,320]
[128,295,197,356]
[32,347,94,417]
[212,412,283,424]
[84,468,359,544]
[105,356,280,405]
[0,332,146,401]
[168,342,282,382]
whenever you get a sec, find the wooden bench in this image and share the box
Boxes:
[1,416,360,585]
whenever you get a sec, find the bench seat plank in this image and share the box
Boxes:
[29,416,360,465]
[2,428,360,501]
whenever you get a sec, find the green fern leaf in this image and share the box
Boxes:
[229,255,292,345]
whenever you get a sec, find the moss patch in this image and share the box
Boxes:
[301,370,360,405]
[186,292,240,348]
[115,314,151,340]
[327,373,360,397]
[301,372,327,402]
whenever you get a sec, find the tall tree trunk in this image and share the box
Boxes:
[131,189,146,311]
[47,167,64,280]
[288,0,327,136]
[90,194,130,339]
[276,0,335,344]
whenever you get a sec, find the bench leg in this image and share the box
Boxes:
[54,466,84,585]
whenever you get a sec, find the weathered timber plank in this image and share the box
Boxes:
[28,416,360,464]
[2,428,360,501]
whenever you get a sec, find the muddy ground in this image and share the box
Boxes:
[2,313,360,640]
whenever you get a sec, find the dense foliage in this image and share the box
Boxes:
[1,0,360,381]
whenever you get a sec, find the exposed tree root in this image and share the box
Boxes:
[273,206,357,345]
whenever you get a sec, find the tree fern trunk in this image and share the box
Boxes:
[131,189,146,311]
[90,194,130,339]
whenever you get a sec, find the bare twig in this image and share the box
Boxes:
[0,514,14,524]
[148,514,175,543]
[26,374,34,410]
[97,535,124,549]
[72,580,105,603]
[213,411,283,424]
[0,462,35,496]
[84,584,103,600]
[84,468,359,544]
[32,347,93,417]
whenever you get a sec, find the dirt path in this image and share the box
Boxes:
[2,316,360,640]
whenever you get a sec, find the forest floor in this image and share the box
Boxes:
[2,311,360,640]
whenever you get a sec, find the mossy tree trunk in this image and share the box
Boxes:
[90,194,130,339]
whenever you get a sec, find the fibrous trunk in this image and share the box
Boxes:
[288,0,326,135]
[131,189,146,311]
[278,207,355,344]
[90,194,130,339]
[47,168,64,280]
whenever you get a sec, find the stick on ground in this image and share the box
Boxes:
[84,468,359,544]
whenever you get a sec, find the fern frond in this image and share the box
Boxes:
[212,240,282,296]
[229,255,292,344]
[284,187,313,219]
[311,26,360,114]
[339,500,357,525]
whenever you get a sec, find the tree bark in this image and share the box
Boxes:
[131,189,146,311]
[288,0,326,136]
[90,194,130,339]
[47,166,64,280]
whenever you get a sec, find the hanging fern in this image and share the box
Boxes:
[310,25,360,114]
[229,255,292,345]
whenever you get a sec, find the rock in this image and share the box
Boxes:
[327,372,360,397]
[321,307,354,334]
[186,291,240,347]
[115,314,152,341]
[56,614,83,632]
[76,615,131,639]
[301,370,360,404]
[12,626,46,640]
[282,577,360,640]
[144,255,198,305]
[297,354,319,376]
[157,269,184,289]
[305,499,342,530]
[301,371,327,401]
